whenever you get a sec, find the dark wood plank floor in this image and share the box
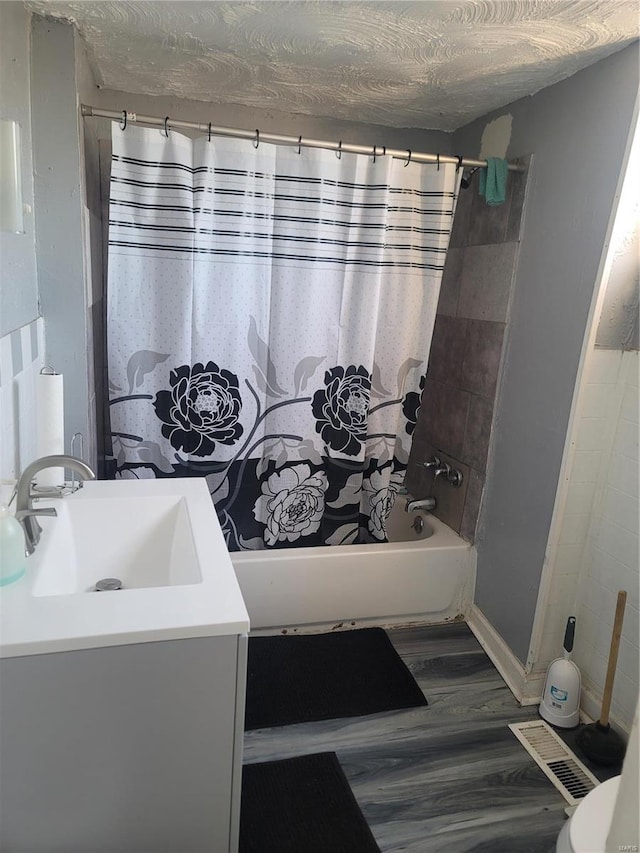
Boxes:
[243,622,569,853]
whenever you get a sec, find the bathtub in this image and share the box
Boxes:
[231,497,476,632]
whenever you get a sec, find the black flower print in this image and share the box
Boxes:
[402,375,425,437]
[253,464,328,546]
[363,468,404,540]
[312,364,371,456]
[154,362,243,456]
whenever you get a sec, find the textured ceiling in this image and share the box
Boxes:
[26,1,640,130]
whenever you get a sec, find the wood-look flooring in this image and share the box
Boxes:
[243,622,577,853]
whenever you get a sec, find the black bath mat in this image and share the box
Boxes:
[239,752,381,853]
[245,627,427,730]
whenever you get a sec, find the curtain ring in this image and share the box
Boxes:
[436,153,440,171]
[297,135,302,155]
[372,144,377,163]
[336,140,342,159]
[119,110,127,131]
[404,149,412,167]
[253,129,260,149]
[163,116,170,138]
[208,122,212,143]
[382,146,387,157]
[456,155,463,172]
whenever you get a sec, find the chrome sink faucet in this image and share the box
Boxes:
[15,455,96,555]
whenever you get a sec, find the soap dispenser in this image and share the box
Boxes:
[0,505,27,587]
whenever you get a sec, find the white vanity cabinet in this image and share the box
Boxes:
[0,633,248,853]
[0,479,249,852]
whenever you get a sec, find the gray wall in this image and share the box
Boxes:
[75,27,104,469]
[30,17,96,465]
[0,3,39,336]
[452,43,639,664]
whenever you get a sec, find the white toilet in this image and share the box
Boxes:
[555,776,621,853]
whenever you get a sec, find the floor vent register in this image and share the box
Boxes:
[508,720,599,805]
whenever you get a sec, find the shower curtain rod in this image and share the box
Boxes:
[81,104,524,172]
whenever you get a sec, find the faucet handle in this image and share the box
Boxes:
[30,484,66,499]
[434,462,451,479]
[447,468,464,488]
[15,507,57,554]
[15,507,57,522]
[423,456,441,470]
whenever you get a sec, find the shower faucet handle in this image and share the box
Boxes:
[447,468,464,488]
[423,455,463,487]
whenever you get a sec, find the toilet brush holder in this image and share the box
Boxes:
[539,617,581,729]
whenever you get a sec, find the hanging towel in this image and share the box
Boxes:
[479,157,509,205]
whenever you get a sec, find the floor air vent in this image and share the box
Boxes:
[508,720,599,805]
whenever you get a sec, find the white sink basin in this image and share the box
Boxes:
[0,478,249,658]
[31,496,201,596]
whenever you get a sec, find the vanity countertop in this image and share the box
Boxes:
[0,478,249,658]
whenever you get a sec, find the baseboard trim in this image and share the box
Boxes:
[467,604,530,704]
[466,606,630,726]
[519,669,548,706]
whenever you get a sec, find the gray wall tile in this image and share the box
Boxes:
[427,315,467,385]
[406,437,469,532]
[416,442,469,532]
[404,456,431,499]
[420,379,470,459]
[409,145,528,544]
[437,248,463,317]
[449,185,472,248]
[460,467,485,543]
[505,158,531,243]
[460,320,505,399]
[458,242,518,322]
[462,394,494,472]
[467,180,511,246]
[431,459,469,532]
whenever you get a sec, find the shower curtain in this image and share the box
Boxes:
[107,124,460,550]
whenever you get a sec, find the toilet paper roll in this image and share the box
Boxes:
[35,372,65,488]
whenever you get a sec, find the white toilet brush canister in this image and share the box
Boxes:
[540,617,581,728]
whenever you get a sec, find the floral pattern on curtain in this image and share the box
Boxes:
[106,125,460,550]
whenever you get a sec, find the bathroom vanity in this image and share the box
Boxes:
[0,479,249,853]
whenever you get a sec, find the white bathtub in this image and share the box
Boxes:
[231,498,476,632]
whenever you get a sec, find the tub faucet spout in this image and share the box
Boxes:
[16,454,96,555]
[405,497,436,513]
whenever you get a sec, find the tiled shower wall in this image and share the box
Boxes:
[406,161,529,540]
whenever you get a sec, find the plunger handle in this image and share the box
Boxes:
[599,590,627,727]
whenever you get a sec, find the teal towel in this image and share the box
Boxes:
[479,157,508,205]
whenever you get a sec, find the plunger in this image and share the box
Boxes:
[576,590,627,766]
